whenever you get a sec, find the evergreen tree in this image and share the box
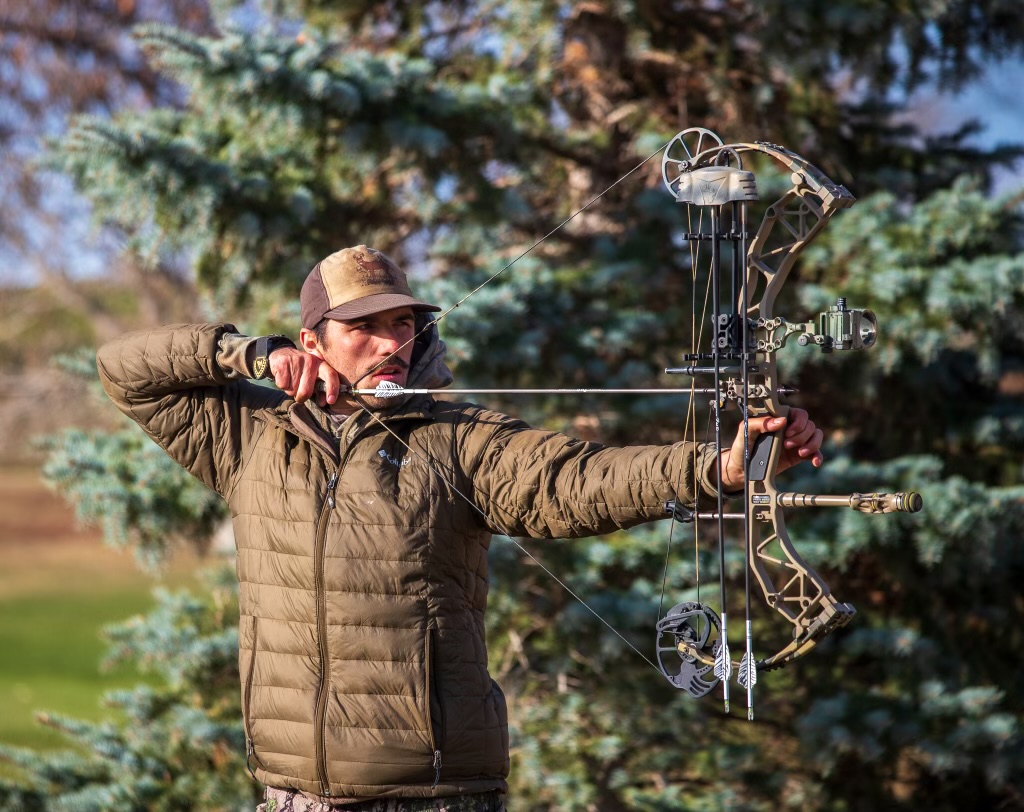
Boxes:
[0,0,212,288]
[5,2,1024,810]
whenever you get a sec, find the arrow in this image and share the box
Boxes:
[327,380,712,398]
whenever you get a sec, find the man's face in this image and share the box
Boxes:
[301,306,417,411]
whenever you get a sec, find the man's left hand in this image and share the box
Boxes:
[717,408,823,491]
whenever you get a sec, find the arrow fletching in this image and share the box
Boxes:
[713,642,733,682]
[738,652,757,689]
[368,381,405,398]
[337,381,411,398]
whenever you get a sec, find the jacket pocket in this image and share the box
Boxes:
[424,628,446,786]
[242,615,265,773]
[491,679,510,773]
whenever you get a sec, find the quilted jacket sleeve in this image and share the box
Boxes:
[459,406,722,539]
[96,323,286,498]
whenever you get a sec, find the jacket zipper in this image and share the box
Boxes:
[243,615,261,780]
[312,415,370,798]
[313,468,339,797]
[425,628,445,787]
[310,414,418,797]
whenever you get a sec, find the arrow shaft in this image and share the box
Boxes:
[346,387,712,396]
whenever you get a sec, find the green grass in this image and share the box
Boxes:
[0,585,161,752]
[0,466,200,782]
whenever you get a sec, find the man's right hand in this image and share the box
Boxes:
[268,347,343,405]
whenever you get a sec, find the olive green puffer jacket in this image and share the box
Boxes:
[96,323,719,801]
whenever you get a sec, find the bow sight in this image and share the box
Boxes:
[804,297,877,352]
[757,297,878,355]
[656,127,923,720]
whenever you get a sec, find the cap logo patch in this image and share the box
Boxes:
[355,252,398,287]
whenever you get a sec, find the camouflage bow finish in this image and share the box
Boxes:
[654,129,923,716]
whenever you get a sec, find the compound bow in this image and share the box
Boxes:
[343,126,923,720]
[652,128,922,718]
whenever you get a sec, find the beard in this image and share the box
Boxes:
[352,394,403,412]
[315,392,400,414]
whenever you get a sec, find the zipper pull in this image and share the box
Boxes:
[432,750,442,787]
[245,740,258,782]
[326,471,338,509]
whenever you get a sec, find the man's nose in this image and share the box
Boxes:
[375,329,404,353]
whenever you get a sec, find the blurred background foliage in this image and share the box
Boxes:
[1,0,1024,810]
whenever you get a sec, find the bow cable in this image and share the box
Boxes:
[342,137,681,676]
[350,138,676,391]
[737,196,758,719]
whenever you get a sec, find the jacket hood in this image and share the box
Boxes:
[406,313,454,392]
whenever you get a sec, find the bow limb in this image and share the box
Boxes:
[741,150,857,672]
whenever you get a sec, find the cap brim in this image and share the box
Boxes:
[322,293,442,321]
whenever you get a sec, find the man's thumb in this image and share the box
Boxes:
[743,415,783,446]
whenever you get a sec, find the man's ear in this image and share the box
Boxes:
[299,328,324,359]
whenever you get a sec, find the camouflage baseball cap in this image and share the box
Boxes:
[300,245,441,329]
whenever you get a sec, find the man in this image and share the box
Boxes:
[97,245,823,812]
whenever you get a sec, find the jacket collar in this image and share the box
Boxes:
[259,396,437,464]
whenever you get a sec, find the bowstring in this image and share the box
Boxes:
[657,200,716,642]
[657,203,710,619]
[351,138,676,390]
[351,402,664,676]
[342,137,680,674]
